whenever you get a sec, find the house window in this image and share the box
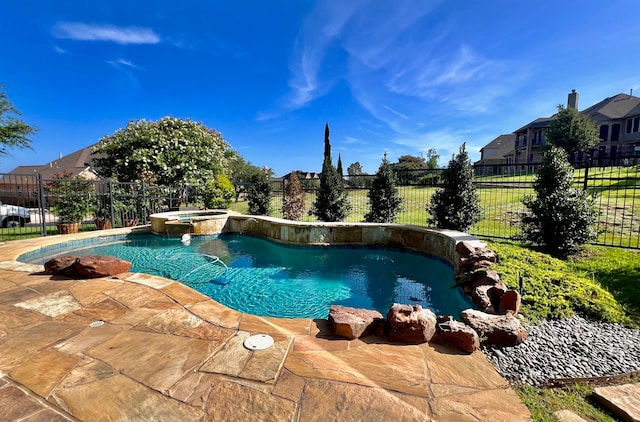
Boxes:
[610,145,617,157]
[627,117,640,133]
[599,125,609,141]
[611,124,620,141]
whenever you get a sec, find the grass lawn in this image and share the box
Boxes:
[515,375,640,422]
[482,239,640,422]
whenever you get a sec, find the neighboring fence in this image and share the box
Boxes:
[266,158,640,249]
[1,156,638,248]
[0,175,197,240]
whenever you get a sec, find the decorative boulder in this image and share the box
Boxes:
[44,256,79,276]
[44,255,131,278]
[74,256,131,278]
[461,309,528,346]
[430,316,480,354]
[499,290,522,316]
[457,241,497,272]
[472,283,507,314]
[386,304,436,344]
[328,305,384,340]
[470,270,501,287]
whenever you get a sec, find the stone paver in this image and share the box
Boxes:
[0,234,534,421]
[594,382,640,422]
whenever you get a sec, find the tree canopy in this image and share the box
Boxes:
[0,88,36,157]
[229,154,271,183]
[92,116,232,186]
[546,105,600,154]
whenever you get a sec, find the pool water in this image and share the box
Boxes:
[29,234,471,319]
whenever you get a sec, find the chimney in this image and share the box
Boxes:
[567,89,579,110]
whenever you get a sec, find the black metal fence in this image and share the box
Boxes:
[1,156,638,248]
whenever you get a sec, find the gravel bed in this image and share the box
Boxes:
[481,315,640,386]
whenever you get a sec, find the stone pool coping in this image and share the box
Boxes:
[0,221,531,420]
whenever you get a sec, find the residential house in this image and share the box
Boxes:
[481,90,640,171]
[475,134,516,175]
[0,144,98,205]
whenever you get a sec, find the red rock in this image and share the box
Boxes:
[386,304,436,344]
[74,256,132,278]
[460,309,528,346]
[471,285,494,312]
[328,305,384,340]
[499,290,522,316]
[455,241,477,257]
[44,256,78,275]
[431,316,480,353]
[471,260,494,270]
[470,270,501,287]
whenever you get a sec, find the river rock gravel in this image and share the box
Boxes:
[481,315,640,386]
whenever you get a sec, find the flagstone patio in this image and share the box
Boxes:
[0,232,531,421]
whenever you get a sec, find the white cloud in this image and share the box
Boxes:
[53,22,161,45]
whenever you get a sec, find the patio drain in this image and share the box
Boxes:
[244,334,274,351]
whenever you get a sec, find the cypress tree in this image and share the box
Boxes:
[364,154,403,223]
[310,124,351,221]
[427,143,481,231]
[247,172,272,215]
[521,146,598,257]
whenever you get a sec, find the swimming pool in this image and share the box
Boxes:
[23,233,472,319]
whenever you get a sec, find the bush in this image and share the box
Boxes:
[364,155,403,223]
[46,171,96,224]
[521,147,598,258]
[203,174,235,209]
[490,241,629,324]
[427,143,481,231]
[247,173,272,215]
[282,171,305,220]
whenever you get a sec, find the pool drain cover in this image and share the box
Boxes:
[89,320,105,327]
[244,334,274,351]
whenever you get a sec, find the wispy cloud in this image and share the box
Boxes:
[52,22,161,45]
[106,58,142,90]
[51,43,67,54]
[343,136,368,145]
[107,58,142,70]
[264,0,529,161]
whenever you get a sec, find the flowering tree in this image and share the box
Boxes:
[92,116,232,186]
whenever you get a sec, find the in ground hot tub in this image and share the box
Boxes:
[150,209,240,236]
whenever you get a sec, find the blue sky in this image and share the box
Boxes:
[1,1,639,176]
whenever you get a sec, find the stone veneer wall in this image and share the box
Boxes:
[223,215,484,273]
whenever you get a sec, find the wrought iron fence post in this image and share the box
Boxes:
[583,155,590,191]
[282,179,286,213]
[37,173,47,236]
[108,180,115,226]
